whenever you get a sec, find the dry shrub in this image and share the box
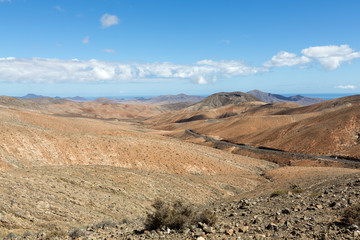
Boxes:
[197,209,217,226]
[342,204,360,225]
[145,199,217,231]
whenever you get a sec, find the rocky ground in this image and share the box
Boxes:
[2,172,359,240]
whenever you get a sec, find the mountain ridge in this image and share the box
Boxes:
[247,89,325,105]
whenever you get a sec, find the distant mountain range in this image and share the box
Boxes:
[19,93,87,102]
[17,91,325,106]
[247,90,325,105]
[119,93,205,104]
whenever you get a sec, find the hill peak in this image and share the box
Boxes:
[188,91,260,111]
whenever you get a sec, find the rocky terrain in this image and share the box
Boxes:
[1,92,360,240]
[2,168,358,239]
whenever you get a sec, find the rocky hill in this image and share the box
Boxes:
[188,92,260,111]
[248,90,325,105]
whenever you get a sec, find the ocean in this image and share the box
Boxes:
[282,93,359,100]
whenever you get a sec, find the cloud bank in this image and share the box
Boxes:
[0,44,358,84]
[335,85,356,89]
[263,51,311,68]
[265,44,360,70]
[302,45,360,70]
[0,58,265,84]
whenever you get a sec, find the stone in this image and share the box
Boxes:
[282,208,291,214]
[316,204,323,209]
[194,228,203,237]
[225,228,234,236]
[203,226,214,234]
[238,225,249,233]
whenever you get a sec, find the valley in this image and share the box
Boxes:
[0,91,359,239]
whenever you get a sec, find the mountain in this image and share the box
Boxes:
[64,96,88,102]
[247,89,325,105]
[19,93,46,99]
[149,93,205,104]
[188,91,260,111]
[119,94,204,105]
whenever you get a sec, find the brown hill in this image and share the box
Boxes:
[188,91,260,111]
[148,95,360,160]
[275,95,360,115]
[248,89,325,105]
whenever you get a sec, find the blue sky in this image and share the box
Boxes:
[0,0,359,97]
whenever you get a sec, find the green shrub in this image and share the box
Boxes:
[342,204,360,225]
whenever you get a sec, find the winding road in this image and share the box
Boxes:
[185,129,360,166]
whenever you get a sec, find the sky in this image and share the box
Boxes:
[0,0,360,97]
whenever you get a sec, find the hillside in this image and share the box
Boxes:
[1,92,360,239]
[119,93,204,105]
[188,92,260,111]
[148,94,360,160]
[248,89,325,105]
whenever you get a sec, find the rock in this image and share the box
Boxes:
[194,228,203,237]
[203,226,214,234]
[225,228,234,236]
[265,223,278,231]
[316,204,323,209]
[349,224,359,231]
[196,237,205,240]
[238,225,249,232]
[282,208,291,214]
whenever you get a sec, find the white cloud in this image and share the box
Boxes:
[82,36,89,44]
[263,51,311,68]
[103,49,116,54]
[335,85,356,89]
[221,39,230,44]
[100,14,119,28]
[0,58,265,84]
[302,45,360,70]
[264,44,360,70]
[55,5,64,12]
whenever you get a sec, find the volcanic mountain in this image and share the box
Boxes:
[247,89,325,105]
[187,91,260,111]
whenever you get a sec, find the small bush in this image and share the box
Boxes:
[145,199,194,230]
[342,204,360,225]
[291,188,305,194]
[270,187,305,197]
[46,230,67,239]
[4,232,17,240]
[270,189,288,198]
[197,209,217,226]
[68,228,86,240]
[144,199,218,231]
[95,219,117,229]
